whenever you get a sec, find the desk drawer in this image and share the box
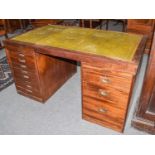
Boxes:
[16,85,42,99]
[83,96,126,120]
[15,77,40,91]
[10,55,36,66]
[9,50,35,61]
[82,63,133,78]
[82,71,132,93]
[83,82,129,108]
[11,61,36,71]
[13,67,38,81]
[82,96,125,131]
[6,44,35,57]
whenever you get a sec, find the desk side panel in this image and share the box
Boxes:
[35,52,77,102]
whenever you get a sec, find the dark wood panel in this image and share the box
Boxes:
[5,19,30,33]
[35,53,77,102]
[147,84,155,113]
[127,19,155,54]
[132,32,155,134]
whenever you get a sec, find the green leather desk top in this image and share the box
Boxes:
[12,25,143,61]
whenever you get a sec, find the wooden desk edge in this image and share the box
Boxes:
[4,35,146,76]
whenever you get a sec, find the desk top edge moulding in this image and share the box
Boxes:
[3,25,146,133]
[11,25,143,62]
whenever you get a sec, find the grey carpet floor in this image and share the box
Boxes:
[0,21,149,134]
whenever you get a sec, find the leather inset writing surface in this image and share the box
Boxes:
[13,25,142,62]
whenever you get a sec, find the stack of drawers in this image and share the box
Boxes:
[6,44,42,101]
[82,63,134,132]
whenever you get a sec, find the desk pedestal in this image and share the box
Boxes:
[5,43,77,102]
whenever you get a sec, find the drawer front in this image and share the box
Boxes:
[82,96,126,131]
[15,78,40,91]
[82,63,134,78]
[17,90,43,102]
[6,44,35,57]
[13,67,39,82]
[10,55,36,67]
[83,82,130,107]
[9,50,35,62]
[82,71,132,93]
[83,96,126,120]
[11,61,36,71]
[13,67,42,98]
[16,85,41,98]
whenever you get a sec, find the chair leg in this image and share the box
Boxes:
[0,33,8,49]
[123,22,127,32]
[106,19,109,30]
[0,42,2,49]
[99,20,102,29]
[89,20,92,28]
[5,33,8,39]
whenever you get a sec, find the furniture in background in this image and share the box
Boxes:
[30,19,62,28]
[4,19,30,33]
[4,25,146,133]
[58,19,79,26]
[79,19,103,29]
[127,19,155,54]
[132,32,155,134]
[0,19,8,49]
[106,19,127,32]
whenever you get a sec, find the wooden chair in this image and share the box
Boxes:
[79,19,103,29]
[106,19,127,32]
[30,19,62,28]
[0,19,8,49]
[58,19,79,26]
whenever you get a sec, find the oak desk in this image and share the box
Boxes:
[4,25,146,132]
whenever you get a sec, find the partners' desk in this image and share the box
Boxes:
[4,25,146,132]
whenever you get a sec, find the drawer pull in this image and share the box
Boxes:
[98,108,108,113]
[18,59,26,63]
[26,89,33,93]
[100,76,110,84]
[21,70,28,74]
[18,53,25,57]
[98,89,109,97]
[20,65,27,68]
[26,85,32,88]
[23,75,29,79]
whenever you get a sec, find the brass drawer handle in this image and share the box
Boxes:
[21,70,28,74]
[20,65,27,68]
[100,76,110,84]
[26,89,33,93]
[18,58,26,63]
[23,75,29,79]
[26,85,32,88]
[98,89,109,97]
[98,108,108,113]
[18,53,25,57]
